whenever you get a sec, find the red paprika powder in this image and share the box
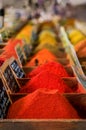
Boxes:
[7,89,79,119]
[3,39,23,59]
[27,61,70,78]
[20,70,73,93]
[25,49,58,67]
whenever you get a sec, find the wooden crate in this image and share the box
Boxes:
[0,58,86,130]
[0,93,86,130]
[0,119,86,130]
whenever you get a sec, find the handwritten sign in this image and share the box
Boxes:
[0,78,11,118]
[3,66,20,93]
[11,59,25,78]
[22,40,32,60]
[60,27,86,89]
[15,44,26,66]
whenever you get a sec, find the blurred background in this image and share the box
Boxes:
[0,0,86,29]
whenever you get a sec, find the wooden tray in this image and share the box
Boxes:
[0,60,86,130]
[0,93,86,130]
[0,119,86,130]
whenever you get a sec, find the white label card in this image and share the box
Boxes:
[60,27,86,89]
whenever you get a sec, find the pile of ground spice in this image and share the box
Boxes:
[7,89,79,119]
[27,61,70,78]
[25,49,58,67]
[0,53,10,60]
[34,44,67,58]
[75,39,86,58]
[20,70,73,93]
[16,24,33,43]
[39,21,55,30]
[2,39,23,59]
[75,39,86,52]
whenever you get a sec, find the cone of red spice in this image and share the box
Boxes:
[3,39,23,59]
[20,70,73,93]
[7,89,80,119]
[25,49,58,67]
[4,39,23,51]
[0,54,7,60]
[34,43,67,58]
[27,61,70,78]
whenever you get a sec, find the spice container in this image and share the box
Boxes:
[7,89,80,119]
[0,87,86,130]
[0,71,86,130]
[0,20,86,130]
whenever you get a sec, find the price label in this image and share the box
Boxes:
[60,27,72,52]
[60,27,84,71]
[31,26,38,43]
[60,27,86,89]
[10,58,25,78]
[15,44,26,66]
[3,66,20,93]
[0,78,11,118]
[22,40,32,60]
[72,66,86,88]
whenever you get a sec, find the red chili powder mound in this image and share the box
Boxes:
[20,70,73,93]
[27,61,70,78]
[1,51,18,59]
[4,39,23,51]
[25,49,58,67]
[7,89,79,119]
[3,39,23,59]
[0,54,7,60]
